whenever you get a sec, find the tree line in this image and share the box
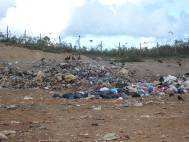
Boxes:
[0,28,189,62]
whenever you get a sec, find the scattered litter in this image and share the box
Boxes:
[0,130,16,136]
[24,96,33,100]
[0,60,188,101]
[64,74,77,82]
[92,105,102,111]
[133,102,143,107]
[36,71,45,83]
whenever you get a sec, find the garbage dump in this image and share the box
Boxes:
[0,59,188,100]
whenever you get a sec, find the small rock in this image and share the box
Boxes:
[117,97,123,100]
[119,133,130,140]
[85,95,95,100]
[122,103,129,108]
[10,121,20,124]
[6,105,18,110]
[177,95,184,101]
[141,115,150,118]
[36,71,45,82]
[50,91,62,98]
[119,68,129,76]
[93,106,102,111]
[183,135,189,139]
[103,133,118,141]
[64,74,77,82]
[0,64,5,69]
[91,123,99,126]
[183,80,189,89]
[161,134,166,139]
[39,125,48,130]
[133,102,143,107]
[1,130,16,136]
[24,96,33,100]
[79,133,90,138]
[99,87,110,92]
[0,133,8,141]
[44,86,49,90]
[55,73,63,81]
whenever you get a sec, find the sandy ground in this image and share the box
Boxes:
[126,59,189,81]
[0,89,189,142]
[0,44,89,61]
[0,44,189,142]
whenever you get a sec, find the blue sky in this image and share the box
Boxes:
[0,0,189,48]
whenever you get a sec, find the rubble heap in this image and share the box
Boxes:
[0,59,188,99]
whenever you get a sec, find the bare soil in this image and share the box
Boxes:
[0,89,189,142]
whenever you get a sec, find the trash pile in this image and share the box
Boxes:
[53,75,189,100]
[0,59,189,100]
[0,59,121,90]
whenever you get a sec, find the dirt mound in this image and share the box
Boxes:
[0,44,89,62]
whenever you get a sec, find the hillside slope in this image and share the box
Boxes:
[0,44,89,61]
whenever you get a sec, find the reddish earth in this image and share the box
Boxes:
[0,89,189,142]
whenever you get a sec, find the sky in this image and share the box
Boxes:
[0,0,189,48]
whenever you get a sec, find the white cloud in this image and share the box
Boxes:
[0,0,15,19]
[99,0,154,6]
[63,0,189,39]
[0,0,85,36]
[0,0,189,41]
[99,0,126,6]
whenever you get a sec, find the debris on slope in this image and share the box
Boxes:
[0,59,188,100]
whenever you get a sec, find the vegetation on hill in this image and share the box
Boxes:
[0,30,189,62]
